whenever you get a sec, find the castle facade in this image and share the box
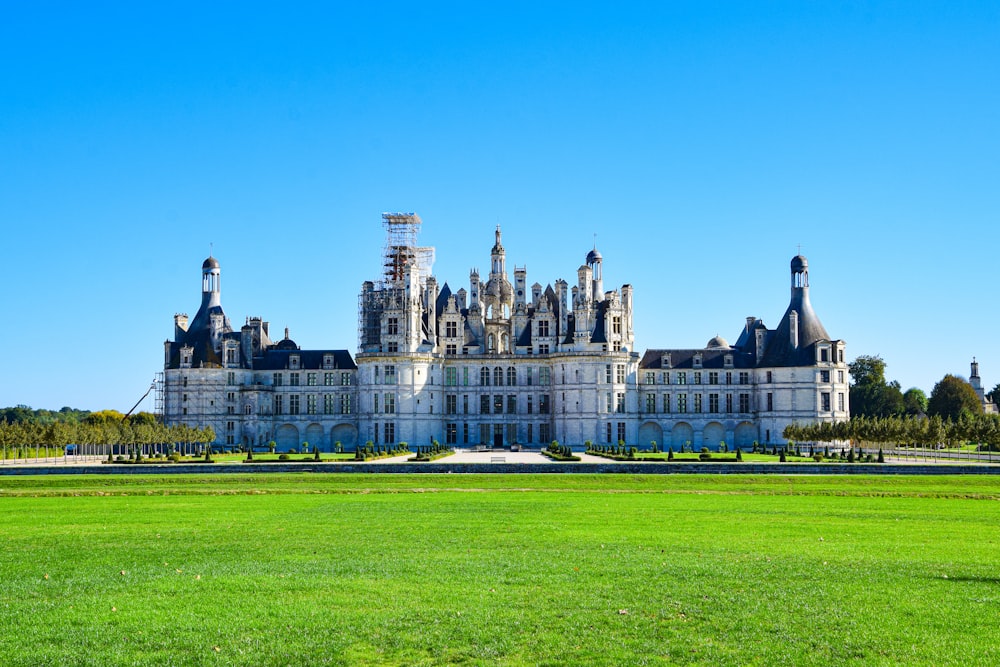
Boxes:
[162,213,849,450]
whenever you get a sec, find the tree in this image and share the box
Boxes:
[902,388,928,416]
[848,355,906,417]
[927,375,982,421]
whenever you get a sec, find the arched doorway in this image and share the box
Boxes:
[671,422,694,449]
[305,423,325,451]
[703,422,725,450]
[638,422,664,450]
[734,421,758,448]
[275,424,299,451]
[331,424,358,451]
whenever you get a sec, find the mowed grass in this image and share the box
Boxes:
[1,474,998,666]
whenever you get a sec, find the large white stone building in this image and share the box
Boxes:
[161,213,849,450]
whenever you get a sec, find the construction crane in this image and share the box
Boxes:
[123,380,157,422]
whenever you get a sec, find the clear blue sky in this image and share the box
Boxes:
[2,2,998,412]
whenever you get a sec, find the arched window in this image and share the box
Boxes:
[494,367,503,386]
[501,333,509,352]
[480,366,490,386]
[488,333,496,353]
[507,367,516,386]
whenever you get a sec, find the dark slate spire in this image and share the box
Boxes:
[759,255,830,367]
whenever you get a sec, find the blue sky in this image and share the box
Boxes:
[1,2,998,412]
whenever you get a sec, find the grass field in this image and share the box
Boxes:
[1,473,998,666]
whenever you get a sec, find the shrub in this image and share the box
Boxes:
[735,448,743,462]
[268,441,277,454]
[313,447,320,461]
[699,452,712,461]
[667,447,674,461]
[877,448,885,463]
[812,453,824,462]
[847,449,855,463]
[718,441,727,453]
[169,453,182,462]
[779,450,787,462]
[278,453,290,461]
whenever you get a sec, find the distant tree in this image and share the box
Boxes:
[903,388,928,416]
[927,375,982,421]
[988,384,1000,407]
[848,355,905,417]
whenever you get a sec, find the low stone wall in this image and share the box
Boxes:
[1,462,999,476]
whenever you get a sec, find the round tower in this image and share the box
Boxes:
[202,256,221,308]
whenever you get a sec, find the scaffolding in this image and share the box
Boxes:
[358,213,436,350]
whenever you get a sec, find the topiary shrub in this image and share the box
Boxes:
[779,450,787,462]
[812,453,824,462]
[877,448,885,463]
[278,453,290,461]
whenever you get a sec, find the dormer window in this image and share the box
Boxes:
[724,355,734,368]
[661,354,671,369]
[323,354,334,369]
[693,354,702,368]
[290,355,300,370]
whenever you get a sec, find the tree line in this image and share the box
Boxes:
[784,413,1000,450]
[0,409,214,458]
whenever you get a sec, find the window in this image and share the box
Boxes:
[613,316,622,335]
[663,372,670,385]
[182,376,188,387]
[820,348,829,362]
[446,423,457,445]
[526,367,533,385]
[373,394,379,413]
[538,320,550,337]
[307,395,317,415]
[540,368,551,385]
[709,393,719,413]
[494,395,504,414]
[307,372,317,386]
[446,344,457,355]
[227,372,236,385]
[324,373,335,386]
[838,370,845,384]
[677,372,687,385]
[739,372,749,385]
[821,392,831,412]
[663,394,671,413]
[341,372,351,386]
[507,395,517,414]
[645,371,655,385]
[275,395,283,415]
[820,370,830,383]
[708,372,718,385]
[227,392,236,403]
[445,321,457,337]
[384,422,395,445]
[725,372,733,385]
[767,392,773,411]
[537,344,549,354]
[463,367,469,386]
[726,394,733,413]
[838,392,845,411]
[290,373,300,386]
[678,394,688,413]
[616,392,625,413]
[463,423,469,444]
[480,367,490,386]
[384,393,395,414]
[766,371,773,383]
[615,365,625,384]
[384,366,396,384]
[617,422,626,444]
[340,394,352,415]
[494,367,503,386]
[694,394,703,413]
[606,422,613,444]
[527,395,534,414]
[324,394,335,414]
[289,355,300,370]
[386,342,398,353]
[226,349,237,364]
[323,355,334,369]
[446,395,457,415]
[540,423,551,444]
[507,367,516,386]
[463,394,469,414]
[289,395,300,415]
[446,367,457,386]
[539,395,550,414]
[606,392,613,413]
[739,393,750,413]
[645,393,656,412]
[228,406,235,415]
[694,372,702,385]
[387,317,398,335]
[527,423,533,443]
[605,365,613,383]
[480,395,490,414]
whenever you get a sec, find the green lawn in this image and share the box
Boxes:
[1,474,998,666]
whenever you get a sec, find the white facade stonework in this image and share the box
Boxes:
[162,213,848,450]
